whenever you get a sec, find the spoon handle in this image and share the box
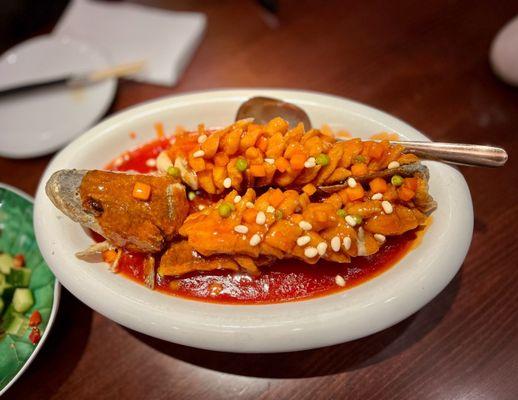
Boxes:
[391,141,508,167]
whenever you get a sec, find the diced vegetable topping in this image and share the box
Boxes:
[29,310,42,327]
[352,215,363,225]
[13,254,25,268]
[12,288,34,313]
[353,155,366,164]
[218,202,233,218]
[102,249,118,264]
[302,183,317,196]
[132,182,151,200]
[315,153,330,166]
[0,253,13,275]
[351,163,368,176]
[167,166,181,178]
[29,328,41,345]
[391,175,404,186]
[369,178,387,193]
[236,157,248,172]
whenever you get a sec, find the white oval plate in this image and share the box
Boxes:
[0,35,116,159]
[34,89,473,353]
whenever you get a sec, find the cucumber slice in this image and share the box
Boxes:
[0,274,5,286]
[7,267,32,287]
[1,283,14,303]
[4,313,28,336]
[0,253,13,275]
[1,304,15,322]
[12,288,34,313]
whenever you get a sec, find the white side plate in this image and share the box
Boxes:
[0,35,116,158]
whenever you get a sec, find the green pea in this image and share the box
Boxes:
[336,209,346,219]
[236,158,248,172]
[188,191,196,201]
[391,175,404,186]
[275,209,284,220]
[353,215,363,225]
[218,202,233,218]
[167,166,181,178]
[353,155,367,164]
[315,153,330,166]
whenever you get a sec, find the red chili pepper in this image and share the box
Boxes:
[13,254,25,268]
[29,310,42,327]
[29,328,41,345]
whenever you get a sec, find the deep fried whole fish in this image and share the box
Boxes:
[46,169,189,253]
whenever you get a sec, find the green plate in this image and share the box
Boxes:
[0,184,60,395]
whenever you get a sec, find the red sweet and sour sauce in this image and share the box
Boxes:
[106,135,417,304]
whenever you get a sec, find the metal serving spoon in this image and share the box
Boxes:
[236,97,508,167]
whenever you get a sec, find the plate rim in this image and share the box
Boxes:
[0,183,61,396]
[33,88,473,352]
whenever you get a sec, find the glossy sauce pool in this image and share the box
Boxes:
[106,135,417,304]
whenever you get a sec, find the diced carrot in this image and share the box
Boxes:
[398,186,415,201]
[102,249,118,263]
[275,157,290,173]
[132,182,151,200]
[189,154,206,172]
[290,151,307,170]
[369,142,385,159]
[338,188,349,204]
[250,164,266,177]
[214,152,230,167]
[268,189,285,207]
[256,135,268,152]
[369,177,388,193]
[242,208,258,224]
[404,177,418,191]
[346,185,365,201]
[302,183,317,196]
[154,122,165,138]
[285,143,305,160]
[351,163,368,176]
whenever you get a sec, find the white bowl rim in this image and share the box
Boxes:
[33,89,473,353]
[0,183,61,396]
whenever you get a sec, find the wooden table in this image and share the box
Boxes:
[2,1,518,399]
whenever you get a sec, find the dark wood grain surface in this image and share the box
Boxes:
[2,1,518,399]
